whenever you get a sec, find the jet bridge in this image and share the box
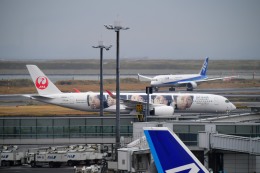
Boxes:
[199,132,260,155]
[110,136,152,173]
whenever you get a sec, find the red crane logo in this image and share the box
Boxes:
[35,76,49,90]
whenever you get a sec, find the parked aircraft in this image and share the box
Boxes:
[138,57,236,91]
[25,65,236,116]
[144,127,209,173]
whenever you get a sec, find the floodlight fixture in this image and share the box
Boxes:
[92,41,112,118]
[105,21,129,160]
[92,41,112,50]
[104,21,130,32]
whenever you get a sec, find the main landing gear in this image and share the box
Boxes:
[186,87,193,91]
[154,87,159,92]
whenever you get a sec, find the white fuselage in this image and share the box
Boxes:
[151,74,206,87]
[31,91,236,115]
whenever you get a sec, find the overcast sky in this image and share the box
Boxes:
[0,0,260,60]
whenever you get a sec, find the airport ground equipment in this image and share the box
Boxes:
[27,145,106,167]
[27,146,69,168]
[67,145,105,166]
[28,150,67,168]
[74,165,101,173]
[0,146,27,166]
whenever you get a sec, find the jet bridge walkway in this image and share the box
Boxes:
[199,132,260,155]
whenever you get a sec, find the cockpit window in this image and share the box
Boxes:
[225,100,230,103]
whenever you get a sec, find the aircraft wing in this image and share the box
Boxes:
[122,98,162,110]
[196,75,238,82]
[23,94,55,99]
[106,90,161,111]
[177,75,238,84]
[138,74,157,81]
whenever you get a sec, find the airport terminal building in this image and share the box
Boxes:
[0,114,260,172]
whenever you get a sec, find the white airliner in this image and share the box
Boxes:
[144,127,209,173]
[25,65,236,116]
[138,57,236,91]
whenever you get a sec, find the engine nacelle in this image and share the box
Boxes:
[186,81,197,91]
[152,106,174,116]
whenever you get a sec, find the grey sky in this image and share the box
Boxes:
[0,0,260,60]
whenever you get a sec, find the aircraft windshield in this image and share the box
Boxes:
[225,100,230,103]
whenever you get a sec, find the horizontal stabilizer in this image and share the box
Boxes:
[196,75,239,83]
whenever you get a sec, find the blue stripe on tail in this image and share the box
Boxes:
[144,127,208,173]
[199,57,209,76]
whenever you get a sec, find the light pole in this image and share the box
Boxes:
[92,41,112,118]
[104,21,129,158]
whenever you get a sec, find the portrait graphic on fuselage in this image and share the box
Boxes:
[107,95,116,107]
[87,94,108,109]
[87,94,131,109]
[151,95,173,106]
[174,95,194,110]
[106,95,127,107]
[128,94,147,102]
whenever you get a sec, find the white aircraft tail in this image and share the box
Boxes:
[144,127,209,173]
[26,65,62,95]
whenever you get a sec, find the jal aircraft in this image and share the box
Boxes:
[25,65,236,116]
[138,57,236,91]
[144,127,209,173]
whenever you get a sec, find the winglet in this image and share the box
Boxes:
[137,74,155,81]
[73,88,81,93]
[199,57,209,76]
[105,90,116,99]
[144,127,209,173]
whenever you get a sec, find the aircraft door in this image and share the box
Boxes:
[69,96,75,104]
[214,97,219,106]
[60,96,75,104]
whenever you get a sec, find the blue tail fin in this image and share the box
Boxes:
[199,57,209,76]
[144,127,209,173]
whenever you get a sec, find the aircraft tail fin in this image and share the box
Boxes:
[199,57,209,76]
[144,127,209,173]
[26,65,62,95]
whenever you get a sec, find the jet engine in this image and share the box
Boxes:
[152,106,174,116]
[186,81,197,91]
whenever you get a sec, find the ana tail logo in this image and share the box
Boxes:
[200,57,209,76]
[35,76,49,90]
[144,127,209,173]
[166,163,199,173]
[202,63,207,73]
